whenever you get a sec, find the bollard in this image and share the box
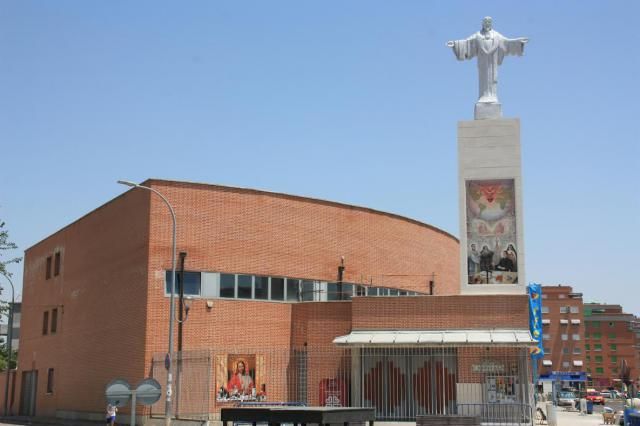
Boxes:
[546,402,557,426]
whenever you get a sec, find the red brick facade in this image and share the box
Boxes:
[11,179,527,420]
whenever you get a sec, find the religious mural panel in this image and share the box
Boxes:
[466,179,518,285]
[216,354,266,401]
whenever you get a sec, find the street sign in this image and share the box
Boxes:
[105,379,131,407]
[135,378,162,406]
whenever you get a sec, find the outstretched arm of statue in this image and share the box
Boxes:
[446,40,455,48]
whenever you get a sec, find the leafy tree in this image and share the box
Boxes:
[0,220,22,278]
[0,220,21,369]
[0,343,17,371]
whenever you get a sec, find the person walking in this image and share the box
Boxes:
[106,401,118,425]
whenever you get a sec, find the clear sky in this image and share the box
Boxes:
[1,2,638,313]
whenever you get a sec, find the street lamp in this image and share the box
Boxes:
[1,273,15,416]
[117,180,177,426]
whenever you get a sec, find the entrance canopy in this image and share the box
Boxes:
[333,329,535,347]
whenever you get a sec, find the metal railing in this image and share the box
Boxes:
[150,346,534,424]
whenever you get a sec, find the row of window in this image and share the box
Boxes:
[543,347,583,355]
[586,321,617,328]
[42,308,58,335]
[585,332,619,340]
[585,355,619,364]
[588,367,607,374]
[542,333,581,341]
[585,343,617,351]
[164,271,427,302]
[540,306,580,314]
[45,252,61,280]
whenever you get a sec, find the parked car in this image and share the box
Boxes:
[557,391,578,406]
[586,390,605,404]
[601,390,613,399]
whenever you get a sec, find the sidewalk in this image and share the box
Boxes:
[556,408,609,425]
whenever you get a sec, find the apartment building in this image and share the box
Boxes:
[539,286,585,387]
[584,303,640,388]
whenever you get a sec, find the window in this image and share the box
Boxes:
[47,368,54,394]
[594,344,602,351]
[562,348,569,354]
[559,306,569,313]
[609,333,616,339]
[254,276,269,300]
[587,368,592,373]
[585,344,591,351]
[301,281,314,301]
[326,283,339,301]
[573,347,582,354]
[611,356,618,363]
[542,294,548,299]
[561,334,568,341]
[572,334,580,341]
[544,347,551,354]
[54,252,61,276]
[542,334,550,340]
[562,361,570,368]
[42,311,49,335]
[541,306,549,314]
[612,367,618,374]
[584,307,593,316]
[610,344,617,351]
[51,308,58,334]
[592,332,602,339]
[596,367,604,374]
[591,321,601,328]
[237,275,252,299]
[220,274,235,298]
[46,256,52,280]
[270,278,285,301]
[570,306,579,313]
[586,355,591,362]
[595,355,603,363]
[165,271,201,296]
[286,279,300,301]
[367,287,378,296]
[585,333,590,339]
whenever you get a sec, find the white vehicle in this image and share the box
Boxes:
[557,391,577,406]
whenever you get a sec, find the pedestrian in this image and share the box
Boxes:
[106,401,118,425]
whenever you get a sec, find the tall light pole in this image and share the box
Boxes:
[118,180,177,426]
[1,273,15,416]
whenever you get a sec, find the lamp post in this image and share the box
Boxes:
[1,273,15,416]
[118,180,177,426]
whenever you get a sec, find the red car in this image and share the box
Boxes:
[586,391,605,404]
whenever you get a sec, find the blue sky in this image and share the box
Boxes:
[1,2,638,313]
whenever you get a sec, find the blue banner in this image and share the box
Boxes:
[527,283,544,359]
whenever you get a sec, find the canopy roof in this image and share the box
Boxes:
[333,329,535,347]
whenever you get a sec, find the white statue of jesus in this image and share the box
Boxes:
[447,17,528,119]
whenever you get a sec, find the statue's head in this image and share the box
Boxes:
[482,16,493,32]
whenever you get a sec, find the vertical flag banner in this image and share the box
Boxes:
[527,283,544,359]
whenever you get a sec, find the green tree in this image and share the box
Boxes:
[0,343,17,371]
[0,220,22,278]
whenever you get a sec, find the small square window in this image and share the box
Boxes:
[611,356,618,363]
[573,347,582,354]
[166,271,201,296]
[54,252,61,276]
[570,306,579,314]
[237,275,252,299]
[541,306,549,314]
[562,348,569,354]
[46,256,52,280]
[270,278,285,301]
[572,334,580,341]
[562,361,570,368]
[47,368,54,394]
[220,274,235,298]
[542,334,550,340]
[610,344,617,351]
[596,367,604,374]
[609,333,616,339]
[559,306,569,313]
[561,334,568,341]
[254,277,269,300]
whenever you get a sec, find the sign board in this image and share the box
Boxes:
[135,378,162,405]
[105,379,131,407]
